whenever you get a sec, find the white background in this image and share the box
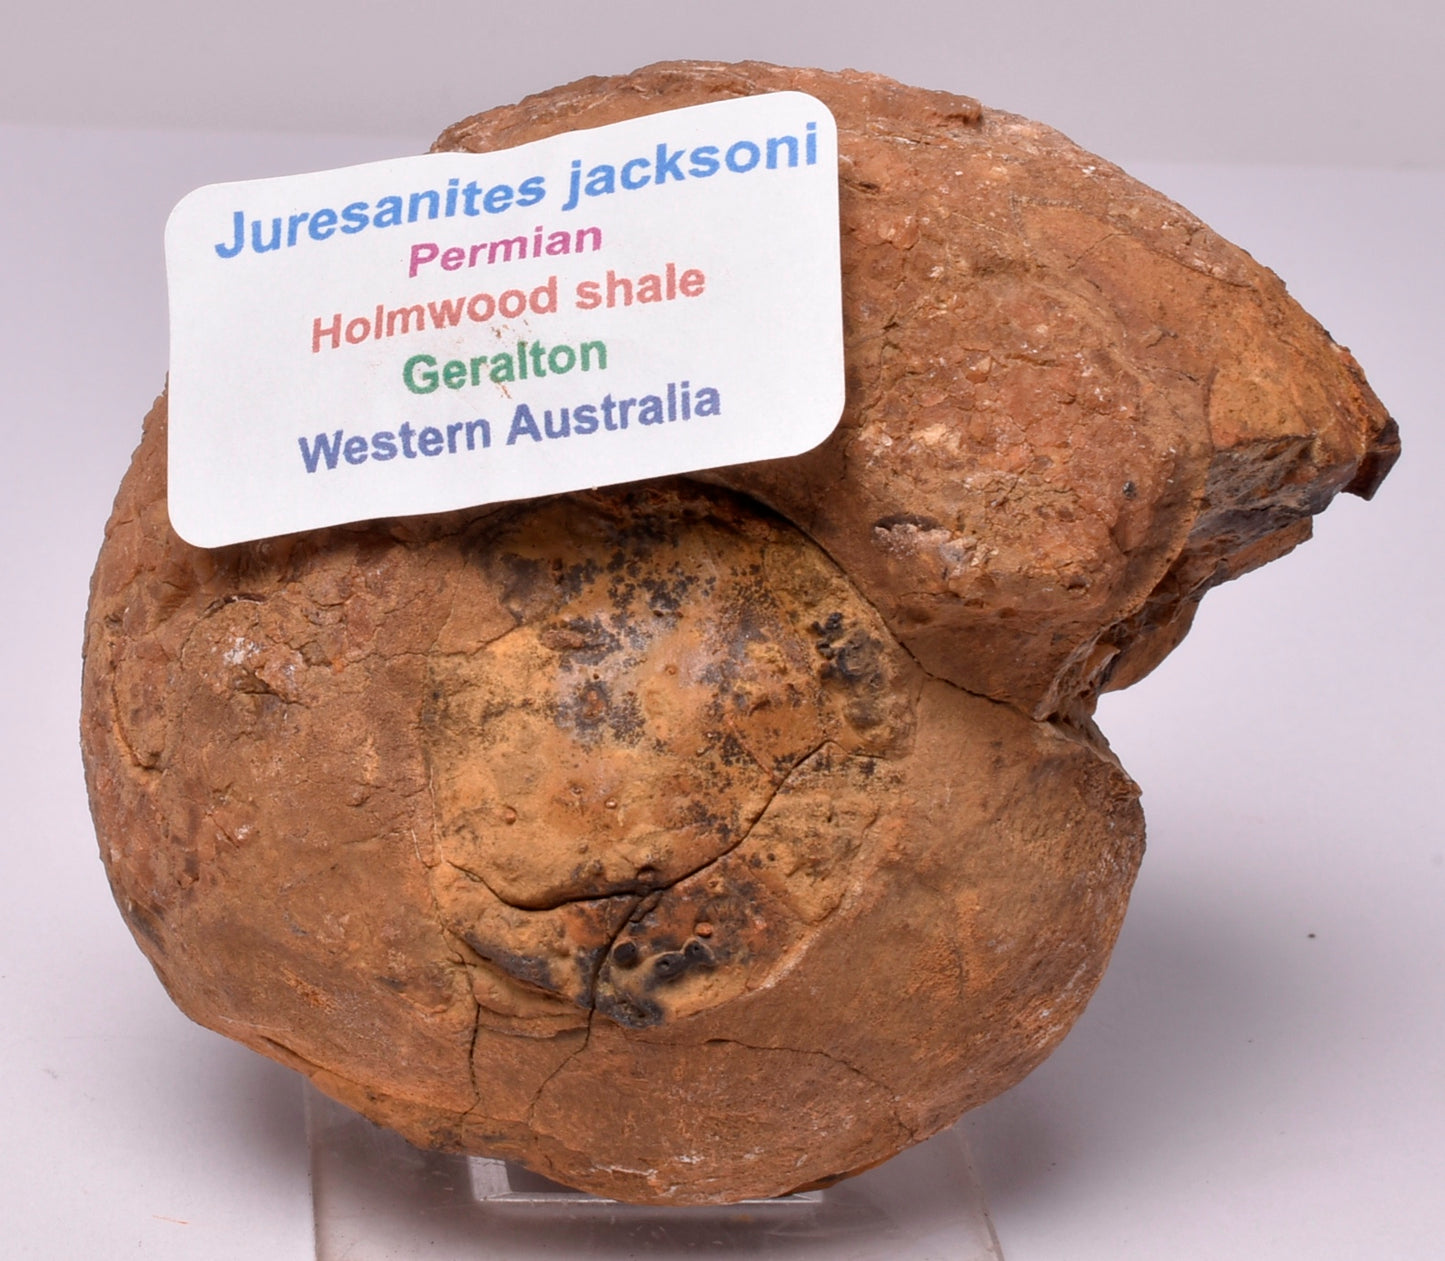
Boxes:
[1,3,1441,1257]
[3,0,1442,167]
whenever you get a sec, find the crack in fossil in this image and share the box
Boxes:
[173,592,268,664]
[435,729,835,918]
[410,763,489,1105]
[107,667,156,774]
[1016,196,1255,291]
[1064,228,1124,272]
[510,736,839,1116]
[694,1035,919,1141]
[251,1028,485,1144]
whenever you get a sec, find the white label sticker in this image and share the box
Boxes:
[164,92,843,548]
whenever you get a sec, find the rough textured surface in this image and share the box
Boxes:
[81,62,1396,1204]
[83,408,1144,1200]
[433,61,1396,719]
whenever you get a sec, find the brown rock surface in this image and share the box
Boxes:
[433,61,1396,718]
[81,62,1396,1204]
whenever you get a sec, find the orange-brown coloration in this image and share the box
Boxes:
[433,61,1395,718]
[81,62,1395,1204]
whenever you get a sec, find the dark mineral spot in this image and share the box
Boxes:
[540,616,622,663]
[811,612,846,651]
[653,952,685,979]
[493,553,548,614]
[597,992,662,1029]
[821,632,883,686]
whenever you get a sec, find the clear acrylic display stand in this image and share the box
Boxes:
[306,1082,1004,1259]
